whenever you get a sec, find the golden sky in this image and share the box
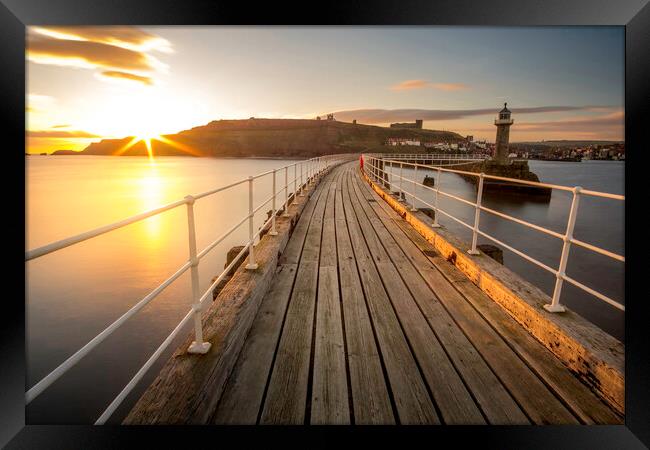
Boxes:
[26,26,624,153]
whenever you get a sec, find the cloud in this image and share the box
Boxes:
[390,80,429,91]
[514,111,624,132]
[330,106,617,124]
[450,110,624,140]
[51,124,71,128]
[28,34,159,73]
[98,70,154,85]
[390,79,469,91]
[27,93,55,112]
[26,27,171,86]
[28,130,101,138]
[31,26,172,53]
[430,83,469,91]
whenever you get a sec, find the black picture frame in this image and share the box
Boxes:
[2,0,648,447]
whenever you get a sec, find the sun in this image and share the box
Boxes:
[113,131,203,159]
[114,132,161,159]
[136,132,162,159]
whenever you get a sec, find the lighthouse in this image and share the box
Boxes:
[494,103,514,164]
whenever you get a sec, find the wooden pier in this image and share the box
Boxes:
[125,161,622,425]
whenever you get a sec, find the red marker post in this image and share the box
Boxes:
[359,154,364,171]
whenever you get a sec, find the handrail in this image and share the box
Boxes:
[25,152,356,424]
[363,153,625,315]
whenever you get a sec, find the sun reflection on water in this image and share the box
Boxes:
[138,162,165,241]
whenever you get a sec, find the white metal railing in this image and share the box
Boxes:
[363,154,625,314]
[25,153,355,424]
[380,153,489,162]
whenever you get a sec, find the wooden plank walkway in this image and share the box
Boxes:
[210,162,622,425]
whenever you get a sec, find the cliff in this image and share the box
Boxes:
[77,118,465,157]
[51,149,82,155]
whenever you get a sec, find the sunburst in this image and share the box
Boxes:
[112,133,201,159]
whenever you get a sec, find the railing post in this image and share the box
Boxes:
[399,162,404,202]
[292,164,298,205]
[185,195,211,354]
[545,186,582,313]
[283,166,289,217]
[245,176,258,270]
[468,173,485,255]
[300,162,304,196]
[372,157,376,181]
[306,160,310,184]
[270,169,278,236]
[375,157,378,181]
[432,167,442,228]
[411,164,418,211]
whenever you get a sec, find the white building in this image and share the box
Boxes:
[386,137,421,146]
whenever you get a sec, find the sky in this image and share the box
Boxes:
[26,26,624,153]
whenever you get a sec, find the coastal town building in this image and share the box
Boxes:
[386,137,421,146]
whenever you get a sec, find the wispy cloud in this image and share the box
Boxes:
[390,79,469,91]
[453,110,624,140]
[514,110,624,132]
[430,83,469,91]
[31,26,172,53]
[28,130,101,138]
[98,70,154,86]
[330,106,617,123]
[390,80,429,91]
[28,34,159,72]
[26,93,55,113]
[27,26,170,86]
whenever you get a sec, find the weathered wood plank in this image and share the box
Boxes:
[341,168,440,425]
[212,171,334,424]
[124,167,332,425]
[386,210,620,423]
[452,277,623,424]
[311,177,350,424]
[351,173,528,424]
[259,181,330,424]
[334,170,395,425]
[211,264,297,424]
[279,177,324,265]
[312,266,349,424]
[360,167,624,415]
[355,174,526,423]
[362,182,579,424]
[346,171,488,425]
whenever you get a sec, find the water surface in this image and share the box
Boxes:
[387,160,624,341]
[26,155,303,424]
[26,156,624,424]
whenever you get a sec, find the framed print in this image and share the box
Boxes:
[2,0,649,447]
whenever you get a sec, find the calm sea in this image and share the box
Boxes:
[392,160,624,339]
[25,156,624,424]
